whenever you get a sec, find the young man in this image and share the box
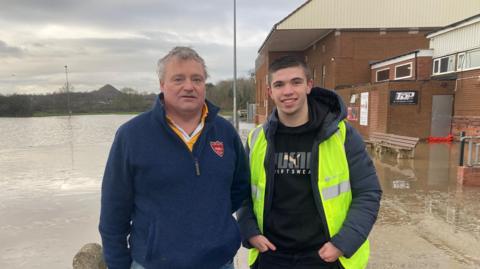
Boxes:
[99,47,250,269]
[238,56,382,269]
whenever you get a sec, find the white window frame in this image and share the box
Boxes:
[433,58,440,74]
[394,62,413,80]
[457,53,466,71]
[463,48,480,72]
[432,55,455,75]
[375,67,390,82]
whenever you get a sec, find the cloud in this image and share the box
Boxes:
[0,40,24,57]
[0,0,307,94]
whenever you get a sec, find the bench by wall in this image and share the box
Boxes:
[366,132,420,159]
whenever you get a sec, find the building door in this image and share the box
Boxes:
[430,95,453,137]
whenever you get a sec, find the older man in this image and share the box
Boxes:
[99,47,250,269]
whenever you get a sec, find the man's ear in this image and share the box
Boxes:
[267,86,272,98]
[159,80,164,91]
[306,79,314,94]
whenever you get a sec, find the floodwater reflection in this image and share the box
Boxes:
[369,142,480,269]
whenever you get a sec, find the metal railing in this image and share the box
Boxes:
[459,132,480,167]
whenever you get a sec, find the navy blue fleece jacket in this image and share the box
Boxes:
[99,95,250,269]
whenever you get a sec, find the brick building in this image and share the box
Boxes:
[427,14,480,136]
[254,0,480,124]
[336,49,455,139]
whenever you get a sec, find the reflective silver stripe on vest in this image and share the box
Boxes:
[251,185,257,199]
[249,126,263,160]
[322,180,351,200]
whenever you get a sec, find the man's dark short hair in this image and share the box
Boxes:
[268,55,311,85]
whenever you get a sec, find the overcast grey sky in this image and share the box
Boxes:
[0,0,306,94]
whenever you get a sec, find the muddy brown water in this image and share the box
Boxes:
[368,142,480,269]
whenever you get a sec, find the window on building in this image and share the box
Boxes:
[433,55,455,75]
[457,53,465,70]
[395,63,412,79]
[376,68,389,82]
[433,60,439,74]
[465,48,480,69]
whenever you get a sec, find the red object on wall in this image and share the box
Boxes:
[427,134,453,143]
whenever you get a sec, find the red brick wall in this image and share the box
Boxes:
[452,116,480,137]
[387,81,454,138]
[451,69,480,136]
[335,31,430,87]
[454,69,480,116]
[304,32,339,89]
[338,80,455,139]
[457,166,480,186]
[416,57,432,81]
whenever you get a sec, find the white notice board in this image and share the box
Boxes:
[360,92,369,126]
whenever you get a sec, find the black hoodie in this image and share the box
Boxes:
[264,97,329,252]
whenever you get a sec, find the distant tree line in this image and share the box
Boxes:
[0,78,255,117]
[0,86,156,117]
[206,77,255,112]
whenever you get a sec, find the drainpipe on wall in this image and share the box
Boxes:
[414,51,418,80]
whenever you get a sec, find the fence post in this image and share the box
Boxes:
[475,143,479,165]
[459,131,466,166]
[468,140,473,166]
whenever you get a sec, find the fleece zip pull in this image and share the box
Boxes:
[194,158,201,176]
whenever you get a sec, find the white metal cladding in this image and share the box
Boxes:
[429,21,480,57]
[277,0,480,30]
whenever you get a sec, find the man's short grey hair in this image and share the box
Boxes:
[156,46,208,81]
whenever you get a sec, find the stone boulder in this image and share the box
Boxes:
[72,243,107,269]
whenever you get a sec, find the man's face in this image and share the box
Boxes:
[268,66,313,118]
[160,57,206,117]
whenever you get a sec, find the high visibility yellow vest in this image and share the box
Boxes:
[247,121,370,269]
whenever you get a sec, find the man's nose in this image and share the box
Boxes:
[183,79,195,90]
[283,84,294,95]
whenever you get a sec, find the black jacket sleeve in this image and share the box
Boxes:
[330,123,382,257]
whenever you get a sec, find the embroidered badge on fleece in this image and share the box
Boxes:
[210,141,224,157]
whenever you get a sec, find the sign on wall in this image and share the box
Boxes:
[347,107,359,121]
[360,92,369,126]
[390,90,418,104]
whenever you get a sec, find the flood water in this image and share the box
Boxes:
[0,115,479,268]
[368,143,480,269]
